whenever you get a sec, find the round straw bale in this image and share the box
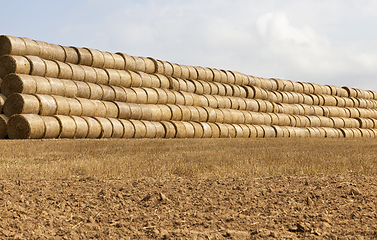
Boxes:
[171,63,182,79]
[231,124,244,137]
[21,38,40,56]
[61,46,79,64]
[0,114,9,139]
[1,74,37,97]
[250,112,264,125]
[252,125,264,137]
[0,55,31,78]
[101,85,116,101]
[119,119,135,138]
[138,104,151,121]
[350,128,362,138]
[76,98,96,117]
[137,57,154,74]
[190,122,204,138]
[222,70,235,84]
[205,122,218,138]
[203,107,216,123]
[342,87,357,98]
[81,116,101,138]
[92,100,107,117]
[241,111,253,124]
[51,95,70,115]
[211,82,225,96]
[80,66,97,83]
[73,47,93,66]
[190,79,204,95]
[220,96,231,109]
[94,117,113,138]
[114,102,131,119]
[331,117,345,128]
[3,93,40,117]
[244,99,259,111]
[204,68,214,82]
[170,121,185,138]
[41,116,60,139]
[186,65,198,80]
[55,61,73,80]
[214,109,224,123]
[30,76,51,95]
[132,56,145,73]
[177,78,188,92]
[93,68,109,85]
[197,95,208,107]
[126,103,142,120]
[215,123,229,138]
[116,53,136,71]
[86,82,103,100]
[51,44,65,62]
[35,94,57,116]
[110,86,126,102]
[140,120,156,138]
[272,125,284,137]
[132,88,148,104]
[168,77,179,91]
[194,67,206,81]
[262,125,276,138]
[84,48,104,68]
[138,72,152,88]
[213,95,225,109]
[179,65,190,79]
[0,93,5,112]
[65,98,82,116]
[160,121,176,138]
[155,74,170,89]
[43,59,59,78]
[149,74,161,88]
[70,116,88,138]
[268,113,279,125]
[343,98,354,108]
[141,88,158,104]
[187,106,200,122]
[7,114,45,139]
[128,71,142,87]
[172,91,184,105]
[178,105,191,121]
[221,109,233,123]
[73,80,90,99]
[59,79,77,98]
[121,87,136,103]
[0,35,27,56]
[68,63,85,81]
[346,107,359,118]
[54,115,76,138]
[161,61,174,76]
[45,78,64,96]
[101,52,115,69]
[204,95,218,108]
[199,122,212,138]
[271,78,284,91]
[32,40,53,59]
[151,121,165,138]
[155,105,172,121]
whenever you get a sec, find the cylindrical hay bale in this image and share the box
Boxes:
[157,105,171,121]
[194,66,206,81]
[262,125,276,138]
[222,70,235,85]
[160,121,176,138]
[115,102,131,119]
[318,116,334,128]
[237,124,250,138]
[349,128,362,138]
[203,107,216,123]
[73,47,93,66]
[73,81,90,99]
[187,106,200,122]
[76,98,96,117]
[204,122,217,138]
[237,98,248,110]
[309,83,322,95]
[51,95,70,115]
[35,94,57,116]
[102,101,118,118]
[300,104,314,116]
[211,82,225,96]
[158,61,172,76]
[92,100,107,118]
[178,65,189,80]
[118,69,132,87]
[255,99,267,112]
[138,104,151,121]
[223,124,236,138]
[119,119,135,138]
[190,122,204,138]
[204,95,218,108]
[118,87,136,103]
[242,111,253,124]
[219,109,232,123]
[170,63,182,79]
[81,116,101,138]
[211,68,223,83]
[71,116,88,138]
[358,98,368,109]
[62,46,79,64]
[85,48,104,68]
[207,82,219,95]
[245,125,258,138]
[110,53,125,70]
[221,96,232,109]
[7,114,45,139]
[3,93,40,117]
[181,91,196,106]
[178,121,195,138]
[132,56,146,73]
[166,104,182,121]
[243,86,254,99]
[259,78,273,91]
[55,61,73,80]
[272,125,284,137]
[231,85,242,97]
[356,118,374,129]
[1,74,37,97]
[0,55,31,78]
[306,127,321,138]
[302,94,314,105]
[149,74,161,88]
[170,91,183,105]
[271,78,284,91]
[138,72,153,88]
[197,80,210,95]
[101,85,116,102]
[46,77,65,96]
[128,71,142,88]
[250,112,265,125]
[221,83,233,97]
[151,121,165,138]
[346,107,360,118]
[254,86,269,100]
[40,116,60,139]
[253,125,264,138]
[307,116,321,127]
[93,117,113,138]
[0,35,27,56]
[331,117,345,128]
[268,113,280,125]
[43,60,59,78]
[60,79,78,98]
[183,65,196,80]
[0,93,5,112]
[215,123,229,138]
[86,82,103,100]
[214,109,224,123]
[31,76,51,95]
[204,68,214,82]
[104,68,121,86]
[196,122,211,138]
[154,74,169,89]
[0,114,8,139]
[101,52,115,69]
[148,87,166,104]
[68,63,86,82]
[231,124,244,138]
[20,38,40,56]
[213,95,226,109]
[116,53,137,71]
[244,99,259,111]
[54,115,76,138]
[342,87,357,98]
[178,105,191,121]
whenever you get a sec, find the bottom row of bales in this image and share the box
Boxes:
[3,114,377,139]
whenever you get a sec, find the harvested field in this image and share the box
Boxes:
[1,138,377,239]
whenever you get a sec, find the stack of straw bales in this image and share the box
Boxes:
[1,35,377,139]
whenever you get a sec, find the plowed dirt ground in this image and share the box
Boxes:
[0,138,377,239]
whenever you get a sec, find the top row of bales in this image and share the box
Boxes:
[1,35,376,100]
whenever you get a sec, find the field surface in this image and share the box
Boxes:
[1,138,377,239]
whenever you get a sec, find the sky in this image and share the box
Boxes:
[1,0,377,91]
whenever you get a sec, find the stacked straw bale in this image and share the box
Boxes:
[1,34,377,139]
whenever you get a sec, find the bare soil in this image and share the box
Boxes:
[1,176,376,239]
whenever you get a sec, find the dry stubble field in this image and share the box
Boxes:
[1,138,377,239]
